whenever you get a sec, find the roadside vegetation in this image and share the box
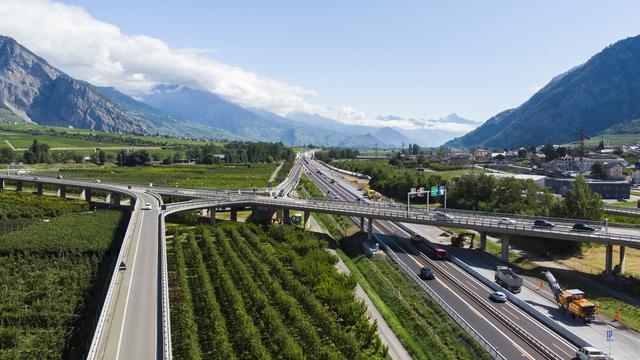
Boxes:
[294,170,489,359]
[0,210,127,359]
[167,222,387,359]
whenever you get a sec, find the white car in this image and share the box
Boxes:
[141,202,152,210]
[434,211,454,221]
[498,217,516,225]
[489,291,507,303]
[576,346,609,360]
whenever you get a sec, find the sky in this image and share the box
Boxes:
[1,1,639,131]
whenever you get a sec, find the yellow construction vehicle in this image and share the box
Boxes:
[542,271,597,323]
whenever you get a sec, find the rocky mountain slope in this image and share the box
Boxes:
[0,36,147,133]
[446,34,640,148]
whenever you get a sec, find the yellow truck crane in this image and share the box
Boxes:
[542,271,597,323]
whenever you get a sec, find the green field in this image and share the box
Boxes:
[0,210,127,359]
[1,123,214,147]
[0,130,142,149]
[581,134,640,147]
[607,201,639,208]
[167,223,387,359]
[56,163,279,188]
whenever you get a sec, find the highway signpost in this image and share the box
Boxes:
[406,187,425,216]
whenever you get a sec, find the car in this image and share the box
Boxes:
[434,211,454,221]
[33,176,40,181]
[419,267,436,280]
[617,198,628,202]
[56,175,63,179]
[95,179,101,183]
[410,233,425,242]
[533,219,554,228]
[433,248,447,259]
[576,346,608,360]
[572,223,597,232]
[141,203,152,210]
[489,291,507,303]
[498,217,515,225]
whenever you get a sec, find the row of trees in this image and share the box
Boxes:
[169,223,387,359]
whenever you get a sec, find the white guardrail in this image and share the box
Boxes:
[87,193,139,360]
[150,191,172,360]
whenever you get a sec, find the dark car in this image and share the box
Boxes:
[572,223,597,232]
[419,267,436,280]
[533,219,554,228]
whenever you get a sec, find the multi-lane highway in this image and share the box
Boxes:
[301,157,578,360]
[4,156,640,359]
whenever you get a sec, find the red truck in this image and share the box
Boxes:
[433,248,447,260]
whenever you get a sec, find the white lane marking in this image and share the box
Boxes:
[384,235,536,360]
[115,201,146,360]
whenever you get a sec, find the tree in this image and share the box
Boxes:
[0,147,15,163]
[541,144,557,161]
[98,150,107,165]
[562,175,603,220]
[590,161,606,179]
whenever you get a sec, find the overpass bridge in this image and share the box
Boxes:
[3,170,640,359]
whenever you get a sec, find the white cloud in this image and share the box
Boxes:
[0,0,316,115]
[0,0,477,134]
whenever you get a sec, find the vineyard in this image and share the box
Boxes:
[58,163,278,188]
[167,222,387,359]
[0,191,88,220]
[0,210,127,359]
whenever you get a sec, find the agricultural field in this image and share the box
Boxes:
[57,163,279,188]
[0,190,89,236]
[0,210,127,359]
[167,222,387,359]
[0,130,140,149]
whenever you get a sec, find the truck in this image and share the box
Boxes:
[576,346,609,360]
[433,248,447,260]
[542,271,597,323]
[494,266,523,293]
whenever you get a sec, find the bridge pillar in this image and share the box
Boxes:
[501,235,510,262]
[0,179,4,190]
[113,193,121,206]
[360,217,365,230]
[57,186,66,198]
[105,193,112,204]
[35,183,43,196]
[81,188,92,203]
[619,246,626,274]
[367,218,373,241]
[605,244,613,276]
[283,209,290,225]
[230,207,238,222]
[303,210,310,229]
[209,208,217,226]
[129,197,136,211]
[15,181,22,192]
[480,232,487,251]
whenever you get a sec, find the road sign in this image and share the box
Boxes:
[410,187,416,193]
[606,328,614,342]
[431,186,438,197]
[438,185,446,196]
[417,187,424,197]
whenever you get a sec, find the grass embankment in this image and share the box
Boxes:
[0,210,127,359]
[607,201,639,209]
[58,163,278,188]
[167,222,387,359]
[296,171,489,359]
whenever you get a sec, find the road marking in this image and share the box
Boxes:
[115,202,146,360]
[465,280,479,291]
[552,342,573,358]
[502,307,520,320]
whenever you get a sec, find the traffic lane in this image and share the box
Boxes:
[379,221,577,359]
[408,240,577,358]
[375,230,546,360]
[117,193,160,360]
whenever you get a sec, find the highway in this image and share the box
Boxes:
[301,158,578,360]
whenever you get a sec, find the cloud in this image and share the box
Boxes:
[0,0,478,134]
[0,0,316,115]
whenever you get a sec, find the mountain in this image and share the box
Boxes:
[94,86,237,139]
[142,86,383,146]
[287,111,377,135]
[373,127,409,147]
[0,36,147,133]
[446,35,640,148]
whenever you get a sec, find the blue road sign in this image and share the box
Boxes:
[438,185,445,196]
